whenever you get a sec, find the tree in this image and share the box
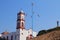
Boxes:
[37,30,47,36]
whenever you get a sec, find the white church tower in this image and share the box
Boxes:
[16,10,37,40]
[16,10,25,40]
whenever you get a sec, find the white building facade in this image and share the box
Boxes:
[0,10,37,40]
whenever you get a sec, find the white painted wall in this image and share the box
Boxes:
[16,29,37,40]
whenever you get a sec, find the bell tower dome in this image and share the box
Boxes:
[16,10,25,29]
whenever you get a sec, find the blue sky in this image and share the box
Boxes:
[0,0,60,33]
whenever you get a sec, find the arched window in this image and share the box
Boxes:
[11,35,13,40]
[22,22,24,27]
[7,36,8,40]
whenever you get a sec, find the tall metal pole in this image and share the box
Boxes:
[32,2,34,37]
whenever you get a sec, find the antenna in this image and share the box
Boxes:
[31,1,40,36]
[31,1,40,38]
[31,2,34,37]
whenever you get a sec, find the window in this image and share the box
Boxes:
[21,33,23,35]
[11,35,13,40]
[7,36,8,40]
[22,22,24,27]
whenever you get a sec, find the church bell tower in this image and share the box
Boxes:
[16,10,25,29]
